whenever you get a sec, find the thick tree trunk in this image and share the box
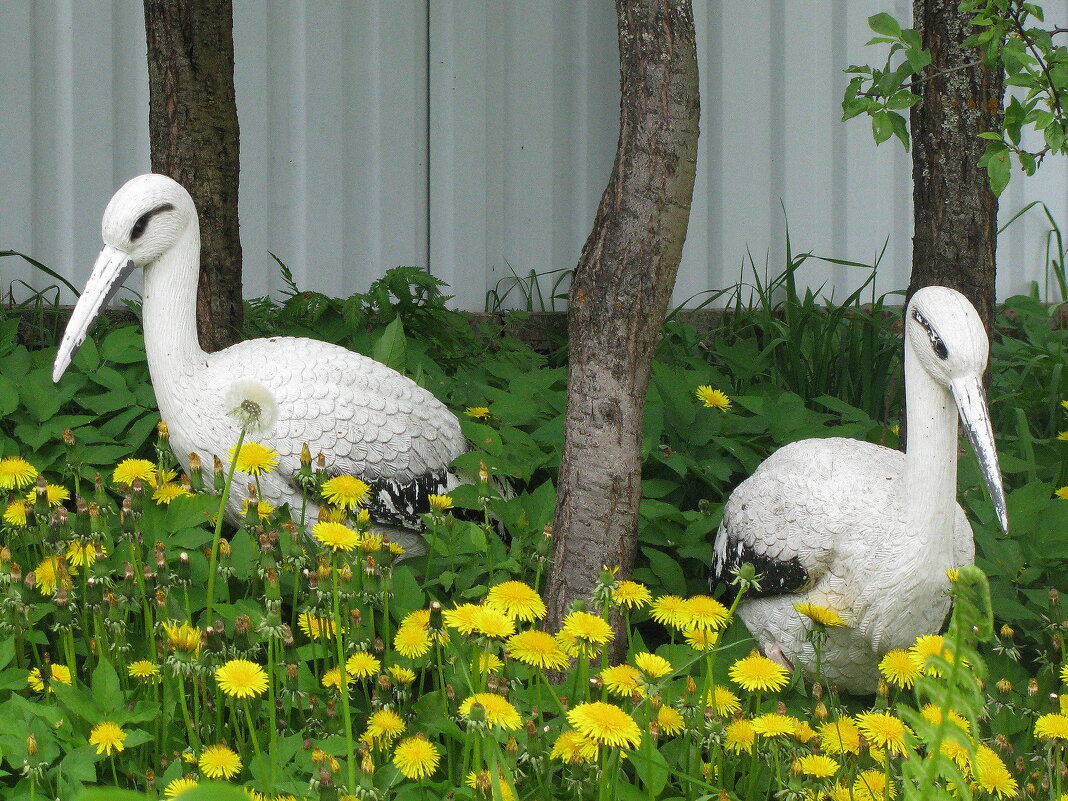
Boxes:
[545,0,700,633]
[909,0,1004,335]
[144,0,243,352]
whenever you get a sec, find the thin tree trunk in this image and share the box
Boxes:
[909,0,1004,336]
[144,0,243,352]
[545,0,700,638]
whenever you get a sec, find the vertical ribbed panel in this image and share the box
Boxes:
[1,1,1067,310]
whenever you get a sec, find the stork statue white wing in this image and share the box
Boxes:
[711,287,1007,694]
[53,174,465,550]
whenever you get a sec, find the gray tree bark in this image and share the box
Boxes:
[144,0,243,352]
[545,0,700,633]
[909,0,1004,335]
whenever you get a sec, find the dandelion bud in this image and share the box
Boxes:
[445,683,455,701]
[1051,588,1061,606]
[1042,775,1051,793]
[479,461,490,484]
[543,523,552,540]
[777,701,787,715]
[994,734,1012,755]
[26,733,37,756]
[104,591,118,607]
[685,676,697,695]
[648,720,661,739]
[156,420,169,441]
[235,615,251,635]
[301,442,312,469]
[999,623,1014,639]
[55,587,69,608]
[525,720,537,737]
[1029,679,1039,696]
[145,769,154,786]
[996,678,1012,694]
[812,682,823,701]
[23,571,35,589]
[360,749,375,774]
[374,636,384,655]
[877,679,889,697]
[339,562,353,582]
[1025,783,1037,796]
[0,547,8,564]
[9,561,20,583]
[155,589,166,608]
[815,702,828,720]
[316,452,326,471]
[325,699,337,719]
[790,758,803,777]
[286,664,298,680]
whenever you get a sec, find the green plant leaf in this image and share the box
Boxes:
[372,316,407,372]
[868,12,902,37]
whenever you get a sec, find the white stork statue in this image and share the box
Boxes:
[53,174,465,552]
[711,286,1007,694]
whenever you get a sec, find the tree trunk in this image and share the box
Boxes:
[144,0,243,352]
[545,0,700,635]
[909,0,1004,335]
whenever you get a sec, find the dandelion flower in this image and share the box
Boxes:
[729,652,790,692]
[683,628,719,651]
[600,664,643,698]
[89,721,126,756]
[33,555,72,596]
[1056,486,1068,499]
[695,385,731,410]
[0,456,37,489]
[506,630,570,670]
[853,769,895,801]
[240,498,274,520]
[459,693,522,730]
[65,541,104,569]
[705,685,742,716]
[633,652,672,679]
[909,633,963,676]
[464,769,515,801]
[388,665,416,684]
[1062,663,1068,685]
[751,713,800,738]
[443,603,482,634]
[362,708,406,747]
[358,532,384,552]
[657,706,685,736]
[855,711,910,755]
[724,718,755,753]
[818,718,862,755]
[215,659,269,699]
[479,653,503,674]
[3,500,28,527]
[558,611,614,657]
[879,649,920,689]
[231,441,279,475]
[153,483,191,505]
[394,624,432,659]
[1035,713,1068,740]
[973,744,1018,798]
[27,664,72,693]
[613,580,652,609]
[199,743,242,779]
[465,406,491,419]
[298,612,339,640]
[470,606,517,639]
[919,703,970,733]
[321,667,345,690]
[321,475,370,510]
[346,651,381,679]
[794,602,847,627]
[127,660,161,682]
[551,730,598,764]
[113,458,157,487]
[26,483,70,507]
[392,735,441,779]
[427,493,454,511]
[163,778,198,798]
[485,581,546,621]
[568,702,641,749]
[682,595,730,630]
[162,620,202,655]
[798,753,840,778]
[650,595,689,629]
[313,521,360,552]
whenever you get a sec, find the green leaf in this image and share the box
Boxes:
[633,736,669,795]
[0,373,18,416]
[639,547,687,595]
[372,316,407,372]
[868,12,902,37]
[985,148,1011,196]
[871,110,893,145]
[91,658,122,714]
[99,326,146,364]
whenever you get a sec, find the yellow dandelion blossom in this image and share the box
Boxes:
[600,664,643,698]
[751,713,800,738]
[358,532,383,552]
[909,633,964,677]
[567,701,642,749]
[464,406,491,419]
[127,660,161,682]
[163,777,198,798]
[633,652,672,679]
[973,744,1018,798]
[443,603,482,634]
[0,456,37,489]
[919,703,970,733]
[240,498,274,520]
[427,493,454,511]
[459,693,522,730]
[705,685,742,716]
[113,458,157,487]
[683,628,719,651]
[394,624,433,659]
[855,711,910,755]
[153,483,191,505]
[729,652,790,692]
[199,743,242,779]
[794,602,847,627]
[695,385,731,410]
[1035,713,1068,740]
[34,555,72,596]
[819,718,862,754]
[362,708,406,747]
[313,521,360,551]
[794,721,818,744]
[551,729,599,764]
[479,653,503,674]
[65,541,104,569]
[506,630,570,670]
[162,620,202,655]
[1061,663,1068,684]
[470,606,516,639]
[879,649,920,689]
[388,665,416,684]
[485,581,546,621]
[799,753,840,778]
[1056,486,1068,499]
[321,667,344,690]
[464,769,515,801]
[346,651,381,679]
[321,475,370,510]
[657,706,685,737]
[558,611,614,657]
[613,580,652,609]
[853,769,896,801]
[649,594,691,629]
[681,595,730,630]
[3,500,29,527]
[26,483,70,507]
[215,659,269,699]
[724,718,755,753]
[89,721,126,756]
[27,664,72,693]
[298,612,339,640]
[392,735,441,779]
[231,441,279,475]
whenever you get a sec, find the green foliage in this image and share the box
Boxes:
[843,2,1068,195]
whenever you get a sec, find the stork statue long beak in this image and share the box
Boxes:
[52,245,136,383]
[951,376,1009,534]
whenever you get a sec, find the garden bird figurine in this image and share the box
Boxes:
[711,286,1007,694]
[53,174,465,553]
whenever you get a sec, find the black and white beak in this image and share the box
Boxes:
[52,245,135,382]
[950,376,1008,533]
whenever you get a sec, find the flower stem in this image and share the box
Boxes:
[205,425,247,628]
[332,558,357,792]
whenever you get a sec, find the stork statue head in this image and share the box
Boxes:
[53,174,197,382]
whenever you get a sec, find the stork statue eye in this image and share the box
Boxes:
[911,309,949,360]
[130,203,175,242]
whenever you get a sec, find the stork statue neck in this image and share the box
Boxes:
[902,334,960,561]
[141,223,207,372]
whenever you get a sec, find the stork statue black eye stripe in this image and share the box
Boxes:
[130,203,175,241]
[912,309,949,360]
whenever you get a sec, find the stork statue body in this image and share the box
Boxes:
[53,175,464,550]
[711,287,1007,694]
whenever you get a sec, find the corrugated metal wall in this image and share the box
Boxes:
[2,1,1067,312]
